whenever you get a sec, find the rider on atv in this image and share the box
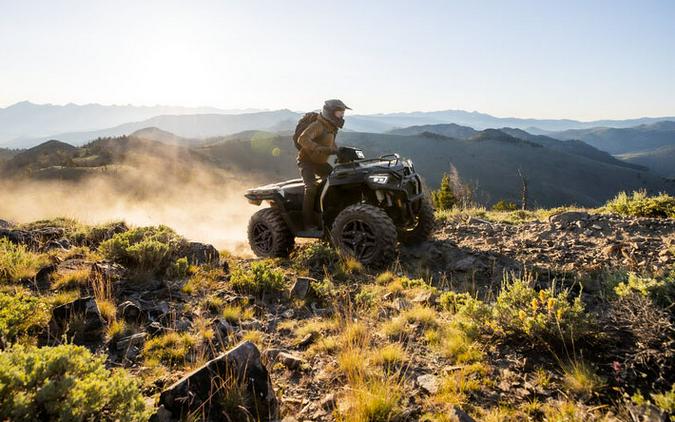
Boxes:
[296,99,351,233]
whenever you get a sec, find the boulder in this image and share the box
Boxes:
[117,300,145,323]
[179,241,219,266]
[46,296,105,347]
[154,341,278,421]
[452,256,477,272]
[289,276,314,300]
[549,211,590,227]
[277,351,303,370]
[116,332,147,360]
[33,263,58,290]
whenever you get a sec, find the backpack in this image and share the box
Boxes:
[293,112,319,150]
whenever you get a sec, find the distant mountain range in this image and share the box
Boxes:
[3,101,675,149]
[0,101,265,146]
[545,121,675,155]
[3,125,673,208]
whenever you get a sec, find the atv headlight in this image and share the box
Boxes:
[369,174,390,184]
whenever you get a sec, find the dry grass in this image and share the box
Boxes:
[337,375,404,422]
[0,238,50,282]
[370,343,407,368]
[562,360,604,398]
[241,330,265,347]
[221,305,255,324]
[51,268,91,290]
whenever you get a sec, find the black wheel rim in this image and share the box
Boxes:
[252,222,274,254]
[340,219,378,261]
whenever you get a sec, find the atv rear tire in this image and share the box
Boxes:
[247,208,295,258]
[398,196,435,245]
[331,203,397,267]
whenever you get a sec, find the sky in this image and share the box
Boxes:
[0,0,674,120]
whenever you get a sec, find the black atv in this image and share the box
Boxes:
[244,146,434,266]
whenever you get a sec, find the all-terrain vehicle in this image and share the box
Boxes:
[244,146,434,266]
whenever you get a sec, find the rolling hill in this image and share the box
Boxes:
[387,123,643,171]
[547,121,675,155]
[617,145,675,178]
[4,126,674,207]
[198,129,675,207]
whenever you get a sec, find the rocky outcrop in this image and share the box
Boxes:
[153,341,278,421]
[179,241,220,266]
[43,296,105,348]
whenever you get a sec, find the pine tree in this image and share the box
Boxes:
[432,173,457,210]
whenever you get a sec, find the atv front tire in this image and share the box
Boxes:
[247,207,295,258]
[398,196,435,245]
[331,203,397,267]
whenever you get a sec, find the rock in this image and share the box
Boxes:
[295,332,316,349]
[0,219,12,229]
[290,276,314,300]
[452,256,476,272]
[263,348,284,362]
[117,300,145,323]
[116,332,147,360]
[213,318,236,338]
[151,405,172,422]
[175,317,192,332]
[33,263,58,290]
[46,296,105,347]
[411,290,436,304]
[147,321,170,337]
[549,211,589,227]
[449,406,476,422]
[179,241,219,266]
[91,261,126,283]
[155,341,278,421]
[45,238,71,250]
[417,374,439,394]
[277,352,303,370]
[116,332,147,351]
[145,301,171,322]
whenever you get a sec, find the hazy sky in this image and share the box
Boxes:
[1,0,674,119]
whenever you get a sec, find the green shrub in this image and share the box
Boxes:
[0,238,50,283]
[0,344,148,421]
[632,383,675,417]
[614,272,675,308]
[229,261,285,296]
[492,278,591,347]
[143,332,196,367]
[439,291,491,336]
[604,191,675,218]
[310,277,336,302]
[492,200,518,211]
[291,242,339,271]
[0,288,51,343]
[167,256,189,279]
[98,225,186,275]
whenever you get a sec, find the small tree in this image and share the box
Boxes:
[432,173,457,211]
[517,168,529,210]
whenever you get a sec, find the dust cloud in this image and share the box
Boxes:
[0,149,270,255]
